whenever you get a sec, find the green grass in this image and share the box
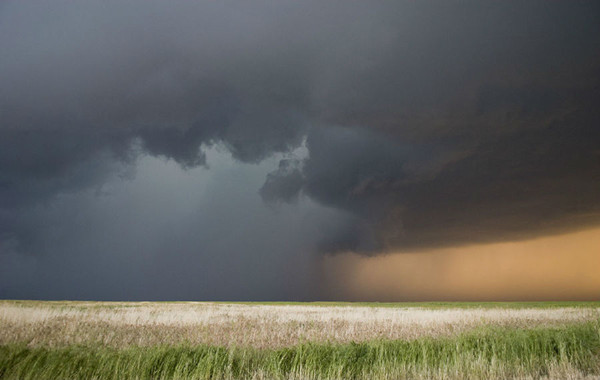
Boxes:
[2,320,599,379]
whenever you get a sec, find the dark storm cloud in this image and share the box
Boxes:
[275,106,600,253]
[262,72,600,252]
[259,2,600,252]
[1,0,313,203]
[1,0,600,279]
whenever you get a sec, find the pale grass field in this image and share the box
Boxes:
[1,301,598,349]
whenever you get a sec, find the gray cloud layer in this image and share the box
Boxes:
[1,1,599,298]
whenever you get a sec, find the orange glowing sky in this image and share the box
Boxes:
[322,227,600,301]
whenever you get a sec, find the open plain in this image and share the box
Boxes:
[1,300,600,379]
[1,301,600,349]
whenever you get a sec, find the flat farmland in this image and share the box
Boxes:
[1,301,600,379]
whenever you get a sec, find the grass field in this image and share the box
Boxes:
[1,300,599,379]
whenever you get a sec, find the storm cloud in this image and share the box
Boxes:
[1,1,599,299]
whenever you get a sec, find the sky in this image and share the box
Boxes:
[1,1,599,301]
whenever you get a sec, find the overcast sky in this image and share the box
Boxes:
[1,1,599,300]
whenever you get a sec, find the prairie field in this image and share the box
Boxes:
[1,300,600,379]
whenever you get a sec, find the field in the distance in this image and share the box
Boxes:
[1,300,600,379]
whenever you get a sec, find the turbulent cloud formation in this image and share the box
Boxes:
[0,1,599,299]
[260,3,600,251]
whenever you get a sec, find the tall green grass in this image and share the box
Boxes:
[1,321,599,379]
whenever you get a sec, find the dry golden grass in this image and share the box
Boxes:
[1,301,598,349]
